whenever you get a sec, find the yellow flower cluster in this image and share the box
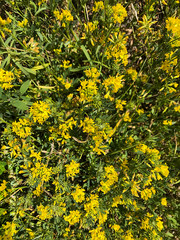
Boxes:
[112,195,123,207]
[6,138,21,158]
[78,67,101,102]
[163,120,172,125]
[57,76,71,89]
[174,105,180,112]
[141,213,153,230]
[0,16,11,38]
[110,224,121,232]
[80,117,112,154]
[80,117,96,134]
[116,99,126,111]
[0,68,14,90]
[65,160,80,178]
[49,117,76,144]
[29,101,51,124]
[127,68,138,81]
[84,67,100,79]
[106,33,128,65]
[161,197,167,206]
[103,74,124,100]
[98,210,109,225]
[78,79,98,102]
[141,187,156,200]
[60,60,72,69]
[64,210,81,225]
[135,144,161,163]
[30,162,52,182]
[153,164,169,178]
[0,180,7,191]
[18,18,28,28]
[37,204,53,220]
[99,165,118,194]
[156,216,163,231]
[166,17,180,47]
[89,226,107,240]
[0,16,11,26]
[123,111,131,122]
[12,118,32,138]
[93,1,104,12]
[1,222,17,240]
[84,21,99,32]
[54,9,73,27]
[84,194,99,219]
[161,51,177,73]
[112,3,127,24]
[71,185,85,203]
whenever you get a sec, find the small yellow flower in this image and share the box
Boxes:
[163,120,172,125]
[65,160,80,178]
[60,60,72,68]
[161,198,167,206]
[110,224,120,232]
[71,185,85,203]
[64,210,81,225]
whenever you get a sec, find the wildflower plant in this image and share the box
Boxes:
[0,0,179,239]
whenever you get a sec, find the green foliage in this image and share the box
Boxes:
[0,0,179,239]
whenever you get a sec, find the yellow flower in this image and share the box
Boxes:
[18,18,28,27]
[166,17,180,47]
[60,60,72,68]
[156,216,163,231]
[65,160,80,178]
[112,3,127,24]
[138,15,157,33]
[110,224,120,232]
[37,204,53,220]
[12,118,32,138]
[141,187,156,200]
[161,198,167,206]
[116,99,126,111]
[64,210,81,225]
[84,194,99,219]
[93,1,104,12]
[124,111,131,122]
[29,101,51,124]
[174,105,180,112]
[71,185,85,203]
[89,226,107,240]
[84,21,99,32]
[127,68,138,81]
[0,180,7,191]
[54,9,73,27]
[0,68,14,90]
[84,67,100,79]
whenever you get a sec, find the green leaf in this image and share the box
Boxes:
[11,100,29,111]
[165,232,174,238]
[20,80,30,95]
[80,45,92,66]
[0,162,7,175]
[35,7,47,16]
[23,67,36,75]
[31,63,49,70]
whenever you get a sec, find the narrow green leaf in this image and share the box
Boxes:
[35,7,47,16]
[80,45,92,66]
[31,63,49,70]
[20,80,30,95]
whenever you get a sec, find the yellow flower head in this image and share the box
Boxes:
[29,101,51,124]
[161,198,167,206]
[65,160,80,178]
